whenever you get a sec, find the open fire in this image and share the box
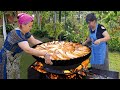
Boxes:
[28,58,119,79]
[30,59,90,79]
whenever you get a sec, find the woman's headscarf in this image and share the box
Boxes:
[17,13,34,25]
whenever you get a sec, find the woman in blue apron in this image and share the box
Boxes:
[0,13,52,79]
[82,13,110,70]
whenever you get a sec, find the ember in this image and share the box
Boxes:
[85,68,119,79]
[44,71,86,79]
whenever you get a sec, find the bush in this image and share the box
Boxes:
[44,22,64,40]
[108,37,120,52]
[0,24,14,35]
[32,29,48,38]
[108,27,120,52]
[31,21,48,38]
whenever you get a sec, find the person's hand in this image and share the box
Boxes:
[44,53,53,65]
[82,42,86,46]
[94,39,101,45]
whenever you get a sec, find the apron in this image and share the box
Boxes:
[0,48,22,79]
[90,24,106,64]
[0,48,7,79]
[6,50,22,79]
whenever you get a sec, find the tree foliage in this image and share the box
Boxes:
[0,11,120,52]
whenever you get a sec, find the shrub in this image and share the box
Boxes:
[44,22,64,40]
[0,24,14,35]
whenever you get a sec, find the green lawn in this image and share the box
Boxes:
[20,52,35,79]
[109,51,120,72]
[20,51,120,79]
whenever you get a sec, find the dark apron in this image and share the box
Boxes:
[90,24,109,70]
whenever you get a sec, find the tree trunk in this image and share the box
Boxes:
[78,11,80,23]
[53,11,57,40]
[39,11,41,30]
[64,11,67,30]
[59,11,61,23]
[37,11,40,28]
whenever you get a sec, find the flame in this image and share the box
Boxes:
[66,74,77,79]
[31,59,90,79]
[81,58,90,69]
[47,73,59,79]
[46,73,78,79]
[31,62,47,73]
[71,59,90,73]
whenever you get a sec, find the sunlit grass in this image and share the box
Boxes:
[109,51,120,72]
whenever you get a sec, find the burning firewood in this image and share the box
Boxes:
[81,59,90,69]
[49,74,59,79]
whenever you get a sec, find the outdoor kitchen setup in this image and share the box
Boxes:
[28,41,119,79]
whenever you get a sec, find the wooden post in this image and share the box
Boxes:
[3,12,7,41]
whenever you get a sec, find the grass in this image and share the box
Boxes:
[20,52,35,79]
[109,51,120,72]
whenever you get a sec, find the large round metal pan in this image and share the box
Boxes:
[32,42,91,70]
